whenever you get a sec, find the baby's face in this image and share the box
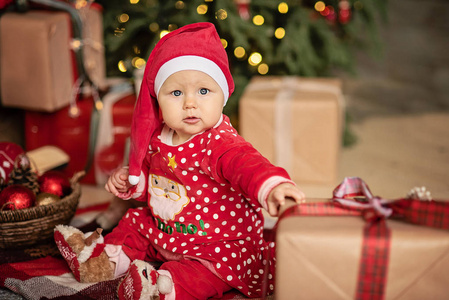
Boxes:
[157,70,225,144]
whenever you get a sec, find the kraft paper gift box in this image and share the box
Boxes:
[0,5,105,112]
[239,76,344,185]
[275,178,449,300]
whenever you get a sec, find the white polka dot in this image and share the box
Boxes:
[173,247,177,252]
[178,146,184,151]
[230,211,236,217]
[227,275,232,281]
[247,226,253,232]
[222,257,228,262]
[192,175,198,181]
[182,170,188,176]
[237,265,241,270]
[204,197,210,203]
[183,250,188,254]
[222,221,227,226]
[207,150,212,156]
[238,218,243,223]
[231,225,236,231]
[196,215,201,220]
[215,228,220,234]
[200,138,204,144]
[205,223,210,228]
[202,184,208,188]
[213,188,219,193]
[242,248,247,252]
[179,217,185,222]
[216,263,221,269]
[215,135,220,140]
[189,143,194,148]
[158,233,163,239]
[196,204,201,210]
[186,186,191,191]
[197,190,202,195]
[203,207,209,213]
[236,204,241,209]
[220,205,226,211]
[181,158,186,164]
[181,242,187,247]
[213,214,219,219]
[215,247,221,253]
[140,224,144,230]
[225,244,231,249]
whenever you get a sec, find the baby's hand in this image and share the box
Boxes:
[105,167,132,196]
[266,183,305,216]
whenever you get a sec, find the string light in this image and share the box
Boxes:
[197,4,208,14]
[234,46,246,59]
[216,9,228,20]
[118,60,127,72]
[220,38,228,49]
[132,57,146,69]
[274,27,285,39]
[129,0,139,4]
[118,14,129,23]
[257,63,269,75]
[248,52,262,66]
[278,2,288,14]
[314,1,325,12]
[149,23,159,32]
[252,15,264,26]
[175,1,185,9]
[160,30,170,38]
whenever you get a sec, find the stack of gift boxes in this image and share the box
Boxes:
[0,4,136,185]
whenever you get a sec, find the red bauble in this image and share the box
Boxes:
[0,142,25,184]
[38,170,72,198]
[0,184,36,210]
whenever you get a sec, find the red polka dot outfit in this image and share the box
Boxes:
[105,115,291,298]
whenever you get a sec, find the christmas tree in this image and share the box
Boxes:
[94,0,387,118]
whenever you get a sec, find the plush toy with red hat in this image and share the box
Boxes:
[56,22,305,300]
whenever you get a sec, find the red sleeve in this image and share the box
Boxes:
[204,133,290,206]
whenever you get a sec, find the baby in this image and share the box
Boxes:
[56,22,305,300]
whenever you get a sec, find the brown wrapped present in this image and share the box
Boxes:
[275,177,449,300]
[239,76,344,185]
[0,5,105,112]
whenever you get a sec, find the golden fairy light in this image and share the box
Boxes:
[274,27,285,39]
[160,30,170,38]
[130,0,139,4]
[314,1,326,12]
[234,46,246,59]
[278,2,288,14]
[258,63,269,75]
[118,60,127,72]
[70,39,82,51]
[221,38,228,48]
[248,52,262,66]
[149,23,159,32]
[252,15,264,26]
[175,1,185,9]
[197,4,208,14]
[75,0,87,9]
[133,57,146,69]
[118,14,129,23]
[216,9,228,20]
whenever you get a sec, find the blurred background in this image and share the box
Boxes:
[0,0,448,201]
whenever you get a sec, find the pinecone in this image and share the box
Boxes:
[8,153,40,195]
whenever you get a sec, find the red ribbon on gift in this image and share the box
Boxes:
[277,177,449,300]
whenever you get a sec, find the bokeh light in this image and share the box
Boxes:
[252,15,264,26]
[278,2,288,14]
[197,4,208,14]
[248,52,262,66]
[274,27,285,39]
[258,63,269,75]
[118,14,129,23]
[234,46,246,59]
[118,60,127,72]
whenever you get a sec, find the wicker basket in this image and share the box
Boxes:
[0,172,83,249]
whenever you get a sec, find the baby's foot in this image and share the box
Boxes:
[117,260,173,300]
[54,225,114,283]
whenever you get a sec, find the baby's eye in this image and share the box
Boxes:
[172,90,182,97]
[199,88,209,95]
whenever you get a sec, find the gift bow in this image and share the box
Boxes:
[332,177,393,219]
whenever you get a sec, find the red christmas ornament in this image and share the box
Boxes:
[0,184,36,210]
[38,170,72,198]
[0,142,25,184]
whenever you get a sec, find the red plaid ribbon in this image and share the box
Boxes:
[277,177,449,300]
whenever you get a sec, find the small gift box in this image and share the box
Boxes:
[0,5,105,112]
[239,76,344,185]
[275,178,449,300]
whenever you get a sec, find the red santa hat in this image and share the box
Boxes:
[128,22,234,185]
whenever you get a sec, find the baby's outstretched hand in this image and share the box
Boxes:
[266,183,305,216]
[105,167,132,196]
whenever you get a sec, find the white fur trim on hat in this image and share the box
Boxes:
[154,55,229,104]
